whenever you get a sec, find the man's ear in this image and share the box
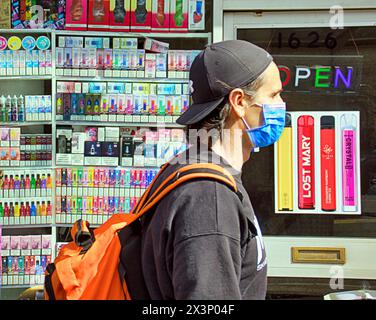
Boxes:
[229,88,247,118]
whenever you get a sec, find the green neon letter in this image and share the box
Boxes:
[315,67,331,88]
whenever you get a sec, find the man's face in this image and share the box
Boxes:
[242,62,284,130]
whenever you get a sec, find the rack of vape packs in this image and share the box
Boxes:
[1,128,52,167]
[0,169,53,198]
[55,166,160,224]
[0,34,52,76]
[168,50,201,79]
[1,235,52,287]
[274,111,361,215]
[0,200,53,226]
[0,95,52,123]
[56,36,149,78]
[122,129,186,167]
[56,81,189,122]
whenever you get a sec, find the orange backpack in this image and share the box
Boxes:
[44,162,239,300]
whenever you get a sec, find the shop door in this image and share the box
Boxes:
[223,10,376,281]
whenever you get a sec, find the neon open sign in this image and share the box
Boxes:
[274,55,362,94]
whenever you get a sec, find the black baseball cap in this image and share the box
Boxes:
[176,40,273,125]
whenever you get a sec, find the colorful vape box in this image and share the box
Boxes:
[170,0,188,32]
[20,236,31,251]
[11,0,65,29]
[188,0,204,30]
[88,0,110,30]
[151,0,170,32]
[1,235,10,251]
[66,0,88,30]
[109,0,131,31]
[130,0,151,32]
[0,0,11,29]
[10,236,20,251]
[144,38,169,54]
[84,141,101,156]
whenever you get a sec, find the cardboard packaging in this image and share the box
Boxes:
[130,0,151,32]
[66,0,88,30]
[170,0,188,32]
[109,0,131,32]
[188,0,204,30]
[151,0,170,32]
[11,0,65,29]
[0,0,11,29]
[88,0,110,31]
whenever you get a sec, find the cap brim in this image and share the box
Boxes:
[176,97,225,125]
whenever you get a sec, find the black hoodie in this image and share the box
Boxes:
[125,145,267,300]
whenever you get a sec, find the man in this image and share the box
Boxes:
[123,40,285,300]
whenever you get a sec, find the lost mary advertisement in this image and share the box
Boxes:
[275,111,361,215]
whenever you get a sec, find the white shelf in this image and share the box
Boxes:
[56,76,189,83]
[0,29,53,34]
[56,120,184,128]
[0,122,52,126]
[0,76,53,81]
[54,30,212,39]
[0,224,52,229]
[0,166,53,170]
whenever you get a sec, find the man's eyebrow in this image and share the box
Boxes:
[272,88,283,96]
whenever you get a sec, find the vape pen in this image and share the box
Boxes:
[320,116,336,211]
[341,114,357,212]
[277,113,293,211]
[297,115,315,209]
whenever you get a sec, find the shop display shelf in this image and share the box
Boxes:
[55,120,184,128]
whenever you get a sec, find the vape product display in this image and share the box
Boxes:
[55,125,186,167]
[320,116,336,211]
[276,113,293,211]
[274,111,361,215]
[341,114,357,212]
[65,0,88,30]
[55,166,160,224]
[188,0,204,30]
[170,0,188,32]
[168,50,200,79]
[130,0,151,32]
[297,115,315,210]
[1,128,53,167]
[109,0,131,31]
[88,0,110,31]
[1,234,51,287]
[151,0,170,32]
[0,35,52,76]
[0,95,52,123]
[56,91,189,121]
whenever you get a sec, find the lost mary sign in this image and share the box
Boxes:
[274,55,363,94]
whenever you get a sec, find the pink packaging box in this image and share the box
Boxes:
[20,236,31,250]
[1,236,10,250]
[151,0,170,32]
[10,236,20,250]
[31,235,42,250]
[66,0,88,30]
[109,0,131,32]
[42,235,52,250]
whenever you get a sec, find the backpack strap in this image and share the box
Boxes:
[129,162,239,223]
[99,162,239,233]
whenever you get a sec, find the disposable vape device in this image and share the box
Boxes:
[341,114,357,212]
[320,116,336,211]
[297,115,315,209]
[277,113,293,211]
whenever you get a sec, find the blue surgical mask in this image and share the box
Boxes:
[242,102,286,149]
